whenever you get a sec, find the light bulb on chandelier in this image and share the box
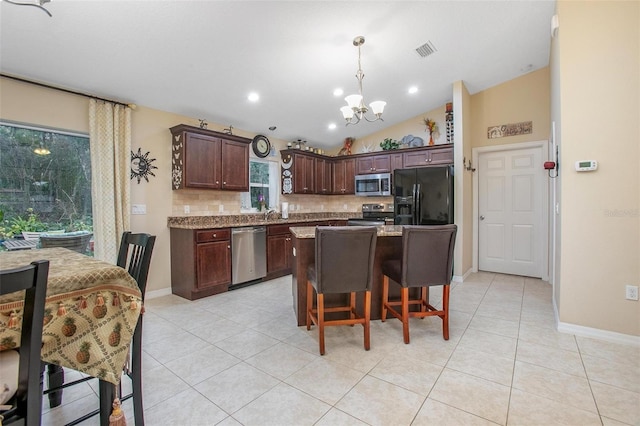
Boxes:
[340,36,386,125]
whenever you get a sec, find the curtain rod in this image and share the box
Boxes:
[1,73,135,108]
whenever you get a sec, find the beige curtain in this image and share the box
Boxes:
[89,99,131,262]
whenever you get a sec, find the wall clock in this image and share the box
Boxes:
[252,134,271,158]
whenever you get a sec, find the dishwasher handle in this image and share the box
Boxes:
[232,226,266,234]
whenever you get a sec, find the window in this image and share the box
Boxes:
[241,159,279,211]
[0,122,92,240]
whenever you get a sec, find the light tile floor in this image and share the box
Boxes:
[42,272,640,425]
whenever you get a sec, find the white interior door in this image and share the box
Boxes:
[478,146,544,277]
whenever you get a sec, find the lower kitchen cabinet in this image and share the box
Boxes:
[266,225,292,279]
[170,228,231,300]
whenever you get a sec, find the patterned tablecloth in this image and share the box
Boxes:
[0,247,143,385]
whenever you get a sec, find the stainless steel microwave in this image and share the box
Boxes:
[354,173,392,196]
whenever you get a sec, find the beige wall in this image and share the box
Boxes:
[471,68,550,148]
[455,81,474,277]
[555,0,639,336]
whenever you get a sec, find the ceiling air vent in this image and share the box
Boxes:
[415,41,437,58]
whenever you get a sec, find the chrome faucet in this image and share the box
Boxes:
[264,209,276,220]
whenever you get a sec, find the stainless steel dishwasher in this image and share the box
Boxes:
[231,226,267,285]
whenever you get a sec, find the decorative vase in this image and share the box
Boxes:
[429,134,434,146]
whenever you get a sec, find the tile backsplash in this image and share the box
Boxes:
[172,189,392,216]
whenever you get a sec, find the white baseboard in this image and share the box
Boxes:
[553,294,639,347]
[557,321,640,347]
[145,287,172,300]
[452,267,473,283]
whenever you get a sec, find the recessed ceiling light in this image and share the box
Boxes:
[333,88,344,97]
[248,92,259,102]
[408,86,418,94]
[328,123,337,130]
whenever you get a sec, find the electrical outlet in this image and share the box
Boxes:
[625,285,639,301]
[219,205,224,212]
[183,205,190,214]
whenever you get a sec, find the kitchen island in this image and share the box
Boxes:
[289,225,404,326]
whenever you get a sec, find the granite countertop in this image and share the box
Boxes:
[167,212,361,229]
[290,225,404,238]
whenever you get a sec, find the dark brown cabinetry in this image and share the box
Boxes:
[315,158,332,194]
[402,145,454,168]
[170,124,250,191]
[293,154,315,194]
[332,158,355,194]
[356,154,391,174]
[280,145,453,195]
[266,224,293,279]
[170,228,232,300]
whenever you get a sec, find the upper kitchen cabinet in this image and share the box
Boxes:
[170,124,250,191]
[332,157,355,194]
[356,154,391,174]
[402,144,454,168]
[281,150,315,194]
[315,157,332,194]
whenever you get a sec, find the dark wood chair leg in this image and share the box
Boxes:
[46,363,65,408]
[132,322,145,425]
[99,379,115,426]
[401,287,410,344]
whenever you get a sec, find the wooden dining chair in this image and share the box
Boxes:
[306,226,377,355]
[381,225,457,343]
[0,260,49,426]
[43,232,155,426]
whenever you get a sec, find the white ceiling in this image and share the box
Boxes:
[0,0,556,149]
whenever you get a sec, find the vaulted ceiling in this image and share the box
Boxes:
[0,0,556,148]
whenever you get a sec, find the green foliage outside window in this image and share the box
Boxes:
[0,124,93,240]
[249,161,270,210]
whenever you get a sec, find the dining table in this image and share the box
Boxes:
[0,247,143,388]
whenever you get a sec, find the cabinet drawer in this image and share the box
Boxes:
[268,223,294,236]
[196,228,230,243]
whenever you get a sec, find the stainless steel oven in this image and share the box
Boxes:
[347,203,395,226]
[354,173,391,197]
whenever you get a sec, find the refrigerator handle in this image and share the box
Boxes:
[412,183,422,225]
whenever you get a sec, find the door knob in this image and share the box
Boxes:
[480,215,485,220]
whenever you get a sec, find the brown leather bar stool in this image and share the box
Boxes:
[381,224,457,343]
[306,226,377,355]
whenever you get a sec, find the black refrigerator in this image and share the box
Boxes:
[394,166,454,225]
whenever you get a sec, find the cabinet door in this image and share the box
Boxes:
[402,151,431,168]
[184,133,221,188]
[356,154,391,174]
[403,146,455,168]
[429,146,454,165]
[315,158,332,194]
[332,158,355,194]
[221,139,249,191]
[196,240,231,289]
[391,153,404,174]
[293,154,315,193]
[267,234,292,274]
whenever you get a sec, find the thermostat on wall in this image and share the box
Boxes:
[575,160,598,172]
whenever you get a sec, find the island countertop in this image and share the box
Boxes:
[289,225,404,239]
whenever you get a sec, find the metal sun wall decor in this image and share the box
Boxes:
[487,121,533,139]
[130,148,158,184]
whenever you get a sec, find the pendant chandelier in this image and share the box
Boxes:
[340,36,386,125]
